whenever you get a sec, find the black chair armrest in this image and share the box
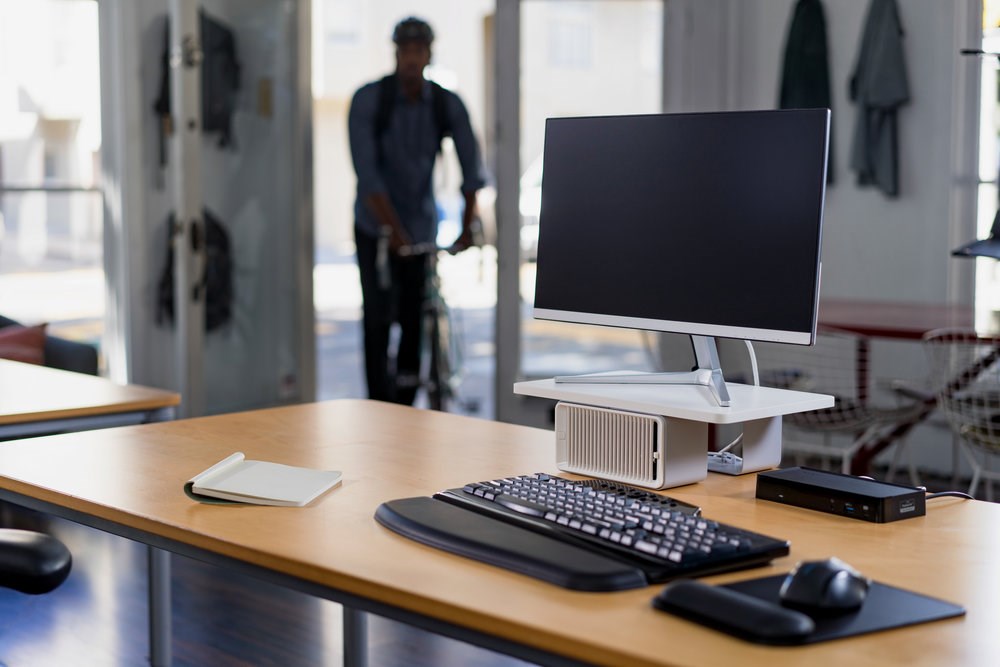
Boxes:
[43,335,99,375]
[0,314,98,375]
[0,528,72,594]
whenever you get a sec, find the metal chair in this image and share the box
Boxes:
[923,328,1000,500]
[755,327,922,479]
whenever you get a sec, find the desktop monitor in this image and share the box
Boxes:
[532,109,830,405]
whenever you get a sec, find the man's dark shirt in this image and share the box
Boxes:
[348,79,486,244]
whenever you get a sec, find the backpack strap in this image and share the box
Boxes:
[374,75,452,154]
[374,74,397,152]
[428,80,453,148]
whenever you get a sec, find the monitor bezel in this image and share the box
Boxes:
[531,108,829,347]
[531,306,818,346]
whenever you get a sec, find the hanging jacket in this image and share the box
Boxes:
[779,0,834,183]
[848,0,910,197]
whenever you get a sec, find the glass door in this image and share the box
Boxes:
[494,0,664,425]
[311,0,495,414]
[519,0,664,379]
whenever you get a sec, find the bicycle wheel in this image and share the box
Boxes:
[427,309,447,411]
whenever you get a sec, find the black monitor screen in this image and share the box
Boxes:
[533,109,829,345]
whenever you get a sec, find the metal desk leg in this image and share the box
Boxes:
[149,546,172,667]
[343,606,368,667]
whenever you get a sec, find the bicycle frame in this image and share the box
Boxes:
[380,241,464,410]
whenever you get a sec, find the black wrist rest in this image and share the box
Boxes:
[375,496,648,591]
[0,528,73,595]
[653,579,815,644]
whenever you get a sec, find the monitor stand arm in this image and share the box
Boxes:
[554,335,731,407]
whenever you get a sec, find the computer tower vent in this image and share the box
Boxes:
[554,402,707,489]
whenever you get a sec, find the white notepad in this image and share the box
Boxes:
[184,452,342,507]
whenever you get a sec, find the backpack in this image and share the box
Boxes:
[374,74,452,154]
[156,209,234,333]
[153,10,241,165]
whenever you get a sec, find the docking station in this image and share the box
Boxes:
[756,467,926,523]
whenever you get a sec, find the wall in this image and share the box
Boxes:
[746,0,979,474]
[732,0,978,304]
[664,0,981,473]
[666,0,978,305]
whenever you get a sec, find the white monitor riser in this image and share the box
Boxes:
[513,377,835,489]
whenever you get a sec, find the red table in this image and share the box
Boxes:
[819,299,974,340]
[816,299,975,474]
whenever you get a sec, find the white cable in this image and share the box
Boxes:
[715,341,759,457]
[744,339,759,386]
[717,433,743,454]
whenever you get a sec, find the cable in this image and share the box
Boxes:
[713,341,759,457]
[716,433,743,454]
[853,480,971,501]
[925,491,974,500]
[744,339,759,386]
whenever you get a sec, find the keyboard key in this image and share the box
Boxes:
[635,540,658,555]
[494,494,548,517]
[441,473,789,583]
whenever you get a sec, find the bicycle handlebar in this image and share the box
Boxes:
[377,231,482,289]
[396,242,443,257]
[376,240,446,289]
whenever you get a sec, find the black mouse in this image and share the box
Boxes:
[779,557,870,613]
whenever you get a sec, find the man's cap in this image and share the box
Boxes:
[393,17,434,45]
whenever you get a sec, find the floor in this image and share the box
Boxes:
[0,507,534,667]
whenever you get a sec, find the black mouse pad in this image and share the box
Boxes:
[722,575,965,644]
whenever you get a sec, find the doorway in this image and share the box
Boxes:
[311,1,496,415]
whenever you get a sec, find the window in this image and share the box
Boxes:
[976,2,1000,327]
[324,0,362,46]
[0,0,103,348]
[547,4,594,69]
[43,148,58,182]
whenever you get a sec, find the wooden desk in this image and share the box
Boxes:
[0,359,182,663]
[0,359,180,438]
[0,400,995,667]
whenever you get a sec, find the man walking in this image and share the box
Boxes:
[348,17,486,405]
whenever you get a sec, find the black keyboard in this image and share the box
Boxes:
[375,473,790,591]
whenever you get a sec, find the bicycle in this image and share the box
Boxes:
[384,240,466,411]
